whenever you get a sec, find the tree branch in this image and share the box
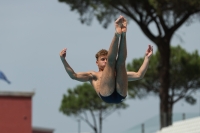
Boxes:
[160,9,200,39]
[89,109,98,132]
[129,2,143,22]
[158,15,168,33]
[110,1,157,43]
[109,2,140,25]
[185,89,197,97]
[78,114,95,130]
[102,107,117,120]
[83,110,89,121]
[172,92,185,104]
[99,108,103,133]
[146,7,162,37]
[141,23,158,43]
[172,85,188,104]
[169,12,191,36]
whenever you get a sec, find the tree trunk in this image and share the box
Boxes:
[99,110,103,133]
[94,127,97,133]
[157,39,171,129]
[168,101,173,126]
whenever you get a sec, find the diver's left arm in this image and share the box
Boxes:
[127,45,153,81]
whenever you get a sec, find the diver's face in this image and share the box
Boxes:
[96,55,107,71]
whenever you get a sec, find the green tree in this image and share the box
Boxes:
[127,45,200,125]
[58,0,200,128]
[60,83,128,133]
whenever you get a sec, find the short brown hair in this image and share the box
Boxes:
[95,49,108,60]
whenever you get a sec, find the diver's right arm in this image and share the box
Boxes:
[60,48,93,82]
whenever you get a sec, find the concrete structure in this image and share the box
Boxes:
[0,91,54,133]
[123,113,199,133]
[156,116,200,133]
[32,127,54,133]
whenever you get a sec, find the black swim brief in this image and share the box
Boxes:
[99,89,126,104]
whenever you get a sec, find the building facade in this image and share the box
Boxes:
[0,91,54,133]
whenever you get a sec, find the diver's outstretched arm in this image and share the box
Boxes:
[60,48,93,82]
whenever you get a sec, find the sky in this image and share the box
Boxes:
[0,1,200,133]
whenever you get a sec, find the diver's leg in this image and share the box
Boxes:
[99,16,123,96]
[99,33,120,96]
[115,33,128,96]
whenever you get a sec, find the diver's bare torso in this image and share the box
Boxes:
[89,71,103,96]
[90,71,121,98]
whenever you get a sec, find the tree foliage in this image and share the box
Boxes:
[60,83,128,133]
[58,0,200,29]
[127,45,200,105]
